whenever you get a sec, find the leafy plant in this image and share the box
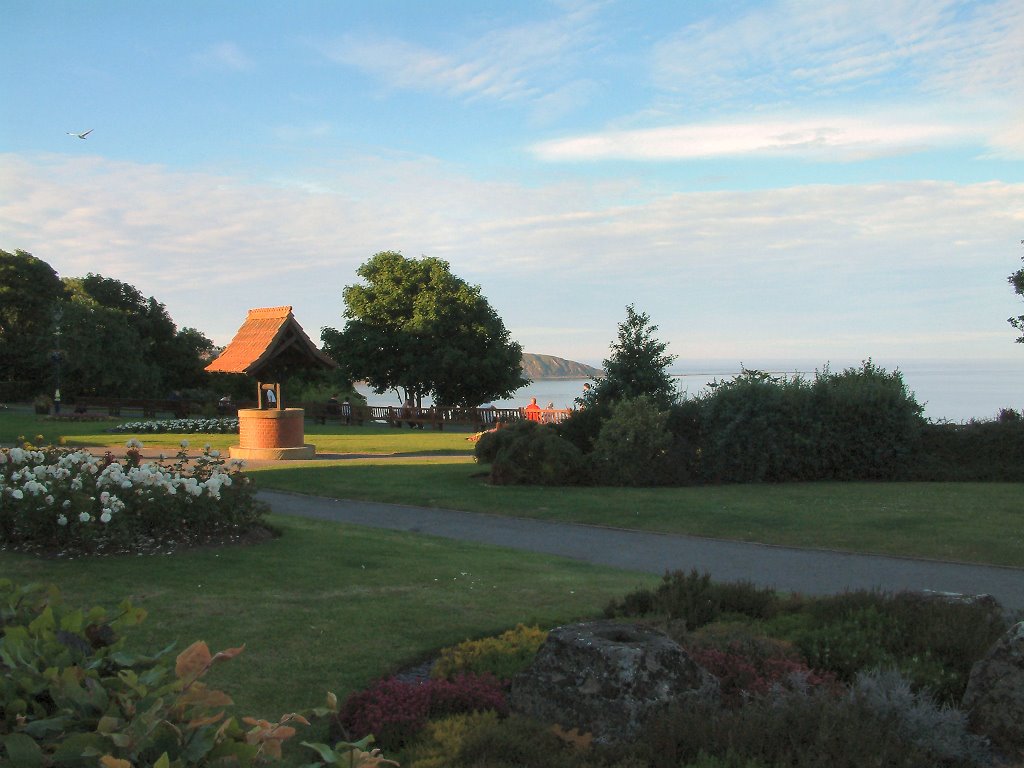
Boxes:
[0,579,341,767]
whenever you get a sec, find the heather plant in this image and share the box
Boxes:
[643,684,987,768]
[334,674,508,750]
[430,624,548,681]
[0,440,266,555]
[400,711,501,768]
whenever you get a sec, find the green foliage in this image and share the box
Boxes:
[322,251,527,408]
[643,680,987,768]
[589,396,674,486]
[911,417,1024,481]
[430,624,548,681]
[696,362,924,483]
[0,580,336,767]
[584,305,677,411]
[487,421,588,486]
[0,249,67,401]
[1009,245,1024,343]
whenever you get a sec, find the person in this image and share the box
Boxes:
[577,382,593,409]
[524,396,542,422]
[217,394,233,415]
[341,397,352,425]
[264,387,277,409]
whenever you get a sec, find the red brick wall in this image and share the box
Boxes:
[238,409,305,449]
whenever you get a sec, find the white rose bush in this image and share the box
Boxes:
[0,440,267,555]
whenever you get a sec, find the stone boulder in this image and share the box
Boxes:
[961,621,1024,758]
[508,620,717,744]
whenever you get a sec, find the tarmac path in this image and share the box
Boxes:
[257,490,1024,613]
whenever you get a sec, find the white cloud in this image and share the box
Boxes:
[316,4,601,110]
[1,152,1021,360]
[530,116,968,162]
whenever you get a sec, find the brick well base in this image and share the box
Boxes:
[229,408,316,461]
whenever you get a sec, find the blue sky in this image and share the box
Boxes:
[2,0,1023,369]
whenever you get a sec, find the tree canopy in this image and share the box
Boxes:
[1010,243,1024,344]
[0,250,217,400]
[580,304,678,410]
[321,251,527,408]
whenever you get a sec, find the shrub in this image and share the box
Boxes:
[643,683,987,768]
[107,417,240,434]
[487,422,588,486]
[605,570,720,630]
[0,580,325,766]
[588,396,674,486]
[401,711,501,768]
[0,441,267,556]
[910,418,1024,481]
[334,674,507,750]
[555,402,610,455]
[687,645,835,708]
[431,624,548,681]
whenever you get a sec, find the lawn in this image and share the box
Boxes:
[0,514,653,721]
[250,460,1024,568]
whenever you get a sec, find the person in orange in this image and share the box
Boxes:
[524,397,542,422]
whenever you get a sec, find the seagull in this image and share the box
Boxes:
[66,129,93,139]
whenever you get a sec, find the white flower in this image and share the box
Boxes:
[11,489,23,500]
[100,491,110,504]
[100,510,112,524]
[210,449,220,458]
[57,514,68,526]
[78,511,91,523]
[62,499,72,509]
[180,439,189,448]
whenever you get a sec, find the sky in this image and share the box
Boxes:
[2,0,1023,371]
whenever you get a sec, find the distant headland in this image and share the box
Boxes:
[521,353,602,380]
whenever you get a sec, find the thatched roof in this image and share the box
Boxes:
[205,306,335,376]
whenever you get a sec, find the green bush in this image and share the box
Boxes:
[488,422,588,486]
[589,396,674,486]
[430,624,548,682]
[910,417,1024,481]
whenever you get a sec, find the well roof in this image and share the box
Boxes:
[205,305,335,376]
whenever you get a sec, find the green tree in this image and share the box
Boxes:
[63,274,216,395]
[1010,242,1024,343]
[322,251,527,408]
[581,304,678,410]
[0,249,67,400]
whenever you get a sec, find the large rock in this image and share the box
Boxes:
[961,621,1024,758]
[509,620,717,744]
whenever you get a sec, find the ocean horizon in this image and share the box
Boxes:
[356,356,1024,424]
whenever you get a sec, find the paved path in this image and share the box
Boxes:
[258,490,1024,612]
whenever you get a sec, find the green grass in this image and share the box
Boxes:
[250,461,1024,567]
[0,514,652,719]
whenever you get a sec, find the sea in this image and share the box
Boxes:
[355,358,1023,424]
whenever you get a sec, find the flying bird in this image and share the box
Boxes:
[66,129,93,139]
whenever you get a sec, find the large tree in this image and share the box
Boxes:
[322,251,527,408]
[1010,242,1024,343]
[0,249,67,399]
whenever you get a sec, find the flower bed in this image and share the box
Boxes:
[107,417,240,434]
[0,440,266,556]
